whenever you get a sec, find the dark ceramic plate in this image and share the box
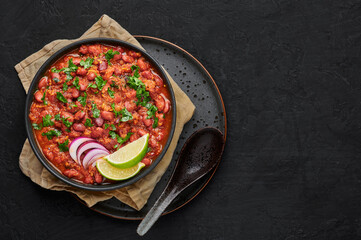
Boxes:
[76,36,227,219]
[24,38,176,191]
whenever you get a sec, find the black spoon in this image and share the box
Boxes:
[137,127,225,236]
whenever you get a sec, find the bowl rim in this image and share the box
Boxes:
[25,38,177,191]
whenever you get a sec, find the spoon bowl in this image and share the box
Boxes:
[137,127,225,236]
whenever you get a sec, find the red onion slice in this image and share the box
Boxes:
[76,141,108,163]
[82,149,109,169]
[69,137,94,163]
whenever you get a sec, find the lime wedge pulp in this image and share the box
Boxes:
[104,133,149,169]
[96,159,145,181]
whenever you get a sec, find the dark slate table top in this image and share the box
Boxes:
[2,0,361,239]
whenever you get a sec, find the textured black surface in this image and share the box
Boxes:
[88,36,226,219]
[2,0,361,239]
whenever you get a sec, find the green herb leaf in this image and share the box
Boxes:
[104,123,109,129]
[41,129,61,140]
[109,131,117,139]
[51,68,62,73]
[43,114,54,127]
[111,103,121,117]
[61,117,73,128]
[152,117,159,128]
[107,87,115,98]
[53,77,60,83]
[146,104,158,119]
[91,102,100,118]
[120,108,133,122]
[56,92,68,103]
[55,114,61,121]
[87,83,97,89]
[32,123,43,130]
[77,92,87,107]
[110,81,119,89]
[41,91,48,105]
[58,139,69,152]
[147,147,152,153]
[79,57,94,69]
[111,124,116,130]
[95,75,107,91]
[84,118,93,127]
[131,65,140,77]
[116,132,133,145]
[104,49,120,64]
[113,144,119,149]
[72,76,80,90]
[63,82,68,91]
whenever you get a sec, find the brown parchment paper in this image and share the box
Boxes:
[15,15,195,210]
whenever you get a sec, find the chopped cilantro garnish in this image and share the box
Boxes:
[108,131,133,147]
[110,81,119,89]
[41,91,48,105]
[32,123,43,130]
[87,83,97,89]
[42,114,54,127]
[51,68,62,73]
[41,129,61,140]
[72,76,80,90]
[104,123,109,129]
[84,118,93,127]
[95,75,107,91]
[58,139,69,152]
[56,92,68,103]
[120,108,133,122]
[152,117,159,128]
[104,49,120,64]
[111,103,121,117]
[109,131,117,139]
[61,117,73,128]
[77,92,87,107]
[147,147,152,153]
[63,59,78,80]
[63,82,68,91]
[79,57,94,69]
[91,102,100,118]
[107,87,115,98]
[111,124,116,130]
[146,104,158,119]
[55,114,61,121]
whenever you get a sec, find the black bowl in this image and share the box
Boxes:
[25,38,176,191]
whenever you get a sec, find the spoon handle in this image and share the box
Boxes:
[137,187,179,236]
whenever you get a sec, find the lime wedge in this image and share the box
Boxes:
[104,133,149,169]
[96,159,145,181]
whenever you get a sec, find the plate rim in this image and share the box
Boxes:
[77,35,228,220]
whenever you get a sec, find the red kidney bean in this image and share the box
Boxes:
[98,61,108,71]
[73,123,85,132]
[87,72,96,81]
[155,96,165,112]
[70,88,79,98]
[113,53,122,61]
[76,68,87,76]
[34,91,43,102]
[101,111,114,121]
[124,101,136,112]
[94,170,103,184]
[84,176,94,184]
[61,112,74,122]
[72,57,81,65]
[91,127,104,138]
[154,75,163,86]
[38,77,48,89]
[137,59,149,71]
[79,45,88,54]
[143,118,152,127]
[74,111,85,121]
[51,72,60,81]
[138,129,148,136]
[141,71,153,79]
[114,94,122,103]
[64,169,80,178]
[122,55,134,63]
[94,118,104,127]
[141,158,151,166]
